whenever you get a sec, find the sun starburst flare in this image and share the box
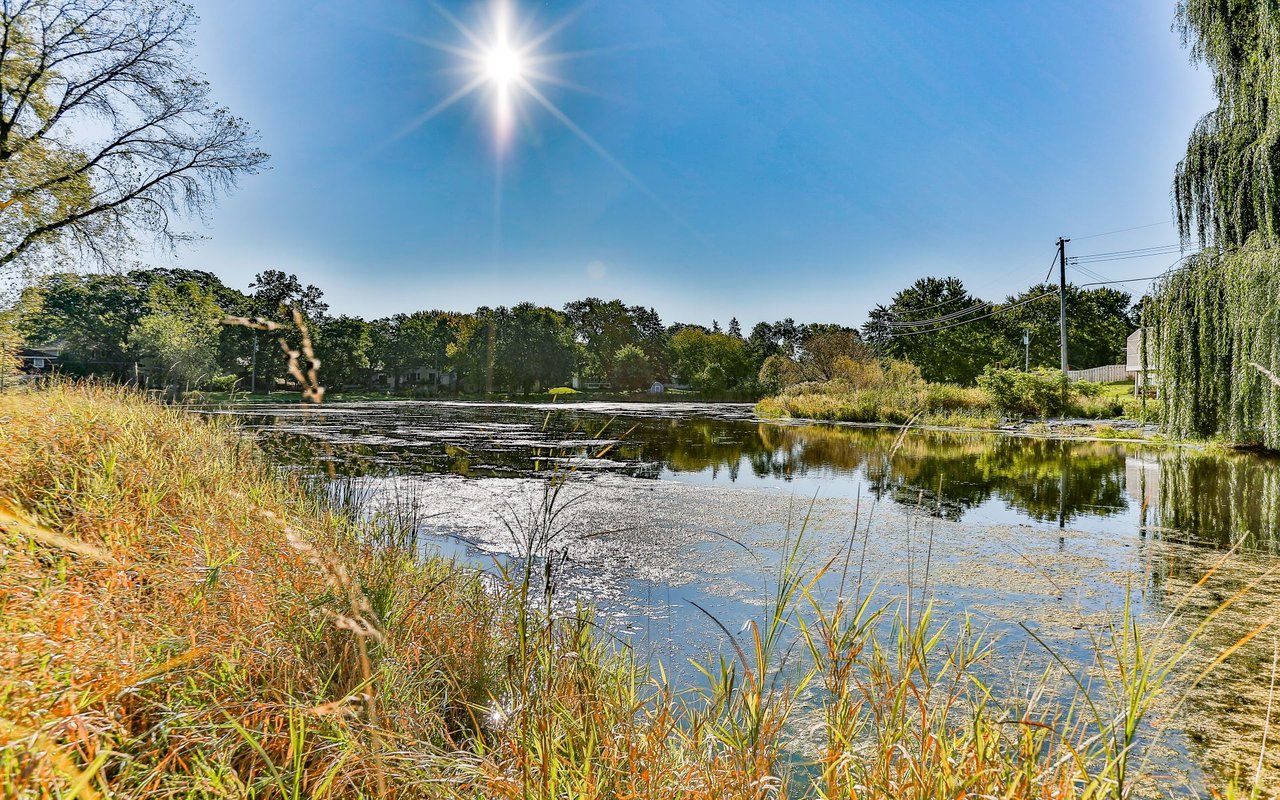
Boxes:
[394,0,709,247]
[397,0,590,153]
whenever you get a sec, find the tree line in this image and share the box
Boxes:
[11,267,1137,396]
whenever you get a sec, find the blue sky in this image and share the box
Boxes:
[176,0,1212,327]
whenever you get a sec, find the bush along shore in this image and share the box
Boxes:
[0,383,1267,798]
[758,363,1151,432]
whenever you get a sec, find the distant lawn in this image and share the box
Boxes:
[1095,380,1136,402]
[193,389,404,405]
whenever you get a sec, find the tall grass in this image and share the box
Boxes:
[0,382,1271,798]
[757,379,1132,427]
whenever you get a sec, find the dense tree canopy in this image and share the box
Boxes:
[862,276,1135,384]
[1150,238,1280,447]
[563,298,667,382]
[10,270,1139,398]
[863,277,997,384]
[127,280,223,388]
[669,326,752,392]
[994,284,1134,371]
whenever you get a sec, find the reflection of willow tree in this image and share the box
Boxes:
[1154,449,1280,552]
[753,424,1130,523]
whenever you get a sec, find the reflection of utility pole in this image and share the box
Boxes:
[250,331,259,394]
[1023,329,1031,372]
[1058,446,1068,536]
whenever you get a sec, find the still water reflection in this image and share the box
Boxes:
[211,400,1280,552]
[206,400,1280,789]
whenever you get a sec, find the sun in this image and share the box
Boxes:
[399,0,615,152]
[395,0,698,241]
[484,43,521,86]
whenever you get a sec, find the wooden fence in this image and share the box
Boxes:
[1066,364,1129,383]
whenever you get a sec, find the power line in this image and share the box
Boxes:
[1075,243,1182,256]
[1040,249,1061,283]
[877,248,1061,321]
[1072,262,1111,283]
[1072,220,1173,241]
[884,300,991,328]
[884,289,1060,338]
[1073,246,1183,260]
[884,249,1060,329]
[1075,254,1197,287]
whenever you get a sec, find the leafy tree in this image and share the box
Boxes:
[129,267,249,377]
[611,344,652,391]
[17,271,145,376]
[0,0,266,272]
[247,270,327,390]
[669,326,753,391]
[445,305,575,394]
[798,327,870,382]
[564,297,668,381]
[445,312,490,392]
[494,303,575,393]
[0,302,19,379]
[748,318,803,366]
[863,277,995,384]
[127,281,224,389]
[757,354,804,394]
[993,284,1134,370]
[314,315,373,389]
[1174,1,1280,247]
[249,270,328,321]
[367,310,458,390]
[1152,4,1280,447]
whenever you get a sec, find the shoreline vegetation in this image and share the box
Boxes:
[757,364,1150,431]
[0,382,1269,798]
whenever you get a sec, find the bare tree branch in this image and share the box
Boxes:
[0,0,267,271]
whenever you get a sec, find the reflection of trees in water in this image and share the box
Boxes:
[1153,449,1280,552]
[752,424,1130,524]
[244,408,1280,550]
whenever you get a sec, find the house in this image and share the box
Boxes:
[17,345,61,374]
[370,363,456,391]
[1126,329,1158,395]
[570,374,612,390]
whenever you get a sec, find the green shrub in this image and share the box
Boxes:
[1074,379,1104,397]
[1068,394,1125,419]
[977,367,1070,417]
[757,354,805,395]
[206,373,239,392]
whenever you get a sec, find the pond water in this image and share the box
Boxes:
[208,399,1280,790]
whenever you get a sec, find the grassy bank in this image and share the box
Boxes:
[0,384,1265,797]
[757,371,1144,428]
[757,381,1004,428]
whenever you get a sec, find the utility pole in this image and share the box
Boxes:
[1023,328,1031,372]
[484,319,495,395]
[1057,236,1070,377]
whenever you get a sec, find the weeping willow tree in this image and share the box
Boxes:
[1150,239,1280,445]
[1173,0,1280,245]
[1152,2,1280,446]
